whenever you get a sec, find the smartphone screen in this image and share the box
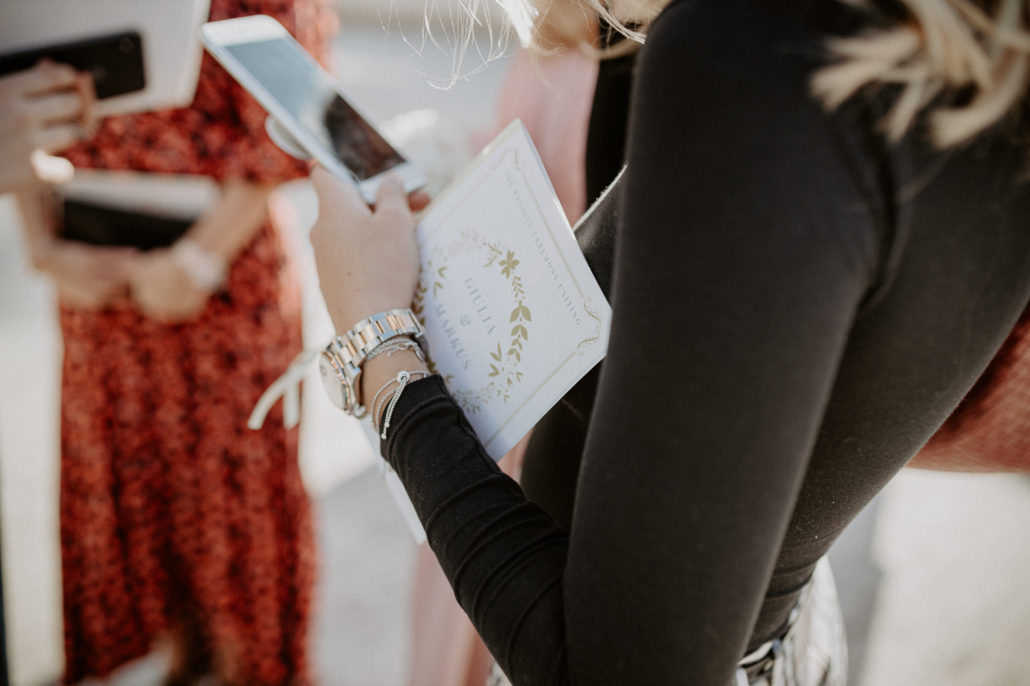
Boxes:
[222,37,407,182]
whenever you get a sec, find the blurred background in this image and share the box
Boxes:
[2,1,1030,685]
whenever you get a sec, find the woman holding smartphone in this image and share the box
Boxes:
[310,0,1030,684]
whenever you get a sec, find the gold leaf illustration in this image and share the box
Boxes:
[435,233,529,410]
[500,250,520,278]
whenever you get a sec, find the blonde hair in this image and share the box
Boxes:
[518,0,663,53]
[503,0,1030,147]
[813,0,1030,147]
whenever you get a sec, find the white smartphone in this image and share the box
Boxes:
[200,15,425,203]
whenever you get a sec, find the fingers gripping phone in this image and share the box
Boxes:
[201,15,425,203]
[0,31,145,100]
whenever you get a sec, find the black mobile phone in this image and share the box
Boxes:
[0,30,145,99]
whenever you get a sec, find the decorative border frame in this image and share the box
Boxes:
[415,125,605,450]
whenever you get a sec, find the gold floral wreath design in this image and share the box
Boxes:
[413,229,531,413]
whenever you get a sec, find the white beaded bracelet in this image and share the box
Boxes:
[172,238,229,292]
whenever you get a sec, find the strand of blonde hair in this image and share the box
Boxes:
[812,0,1030,146]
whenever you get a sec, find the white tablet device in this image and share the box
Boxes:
[201,15,425,203]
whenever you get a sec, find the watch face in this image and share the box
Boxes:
[318,351,348,410]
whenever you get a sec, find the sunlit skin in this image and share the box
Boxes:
[0,60,94,191]
[309,167,432,408]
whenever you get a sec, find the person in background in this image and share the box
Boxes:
[0,58,95,686]
[13,1,335,684]
[307,0,1030,684]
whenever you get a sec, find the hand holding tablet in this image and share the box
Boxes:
[0,61,94,190]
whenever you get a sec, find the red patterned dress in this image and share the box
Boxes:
[58,1,336,683]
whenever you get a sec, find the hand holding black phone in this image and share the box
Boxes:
[0,31,144,100]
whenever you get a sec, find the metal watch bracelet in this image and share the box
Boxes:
[317,308,425,417]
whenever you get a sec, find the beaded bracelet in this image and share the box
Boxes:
[172,238,228,292]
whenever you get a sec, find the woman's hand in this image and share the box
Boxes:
[36,240,139,310]
[309,167,431,332]
[129,249,214,322]
[0,60,95,192]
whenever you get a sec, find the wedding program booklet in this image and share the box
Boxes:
[364,120,612,537]
[410,120,610,457]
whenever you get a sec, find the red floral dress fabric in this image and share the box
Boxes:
[57,1,336,683]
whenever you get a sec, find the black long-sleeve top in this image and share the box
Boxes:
[381,1,1030,684]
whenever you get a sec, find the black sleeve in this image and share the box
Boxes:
[383,2,881,684]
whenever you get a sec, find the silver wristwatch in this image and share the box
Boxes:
[318,308,425,417]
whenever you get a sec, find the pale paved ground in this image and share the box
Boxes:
[859,472,1030,686]
[3,13,1030,686]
